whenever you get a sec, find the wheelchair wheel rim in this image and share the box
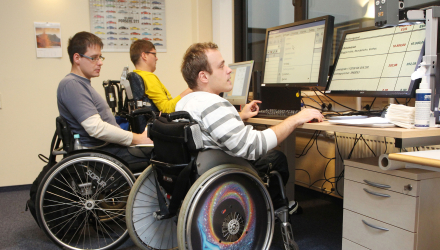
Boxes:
[128,166,178,249]
[39,156,134,250]
[185,169,274,250]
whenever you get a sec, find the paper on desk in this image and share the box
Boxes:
[328,117,394,127]
[385,104,415,129]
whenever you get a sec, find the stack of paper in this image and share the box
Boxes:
[385,104,415,129]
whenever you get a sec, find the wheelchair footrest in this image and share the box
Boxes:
[153,210,177,221]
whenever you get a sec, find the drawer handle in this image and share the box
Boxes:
[362,220,389,231]
[363,179,391,189]
[363,188,391,198]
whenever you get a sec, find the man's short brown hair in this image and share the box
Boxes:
[181,42,219,90]
[130,40,156,66]
[67,32,103,64]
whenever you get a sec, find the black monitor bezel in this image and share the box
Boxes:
[261,15,335,90]
[325,25,424,98]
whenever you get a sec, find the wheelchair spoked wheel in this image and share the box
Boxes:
[177,164,274,250]
[126,165,178,250]
[36,152,135,250]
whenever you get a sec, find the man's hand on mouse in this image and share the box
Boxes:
[294,109,324,125]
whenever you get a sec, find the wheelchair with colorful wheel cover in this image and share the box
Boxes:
[125,111,299,250]
[33,110,153,250]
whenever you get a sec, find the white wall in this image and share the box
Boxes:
[248,0,295,29]
[212,0,234,64]
[0,0,212,187]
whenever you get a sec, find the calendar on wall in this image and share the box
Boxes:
[89,0,167,52]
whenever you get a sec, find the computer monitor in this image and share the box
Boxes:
[325,23,425,97]
[261,15,334,89]
[223,60,255,106]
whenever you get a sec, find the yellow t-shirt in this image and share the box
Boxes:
[133,70,181,113]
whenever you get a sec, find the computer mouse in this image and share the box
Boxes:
[308,118,319,123]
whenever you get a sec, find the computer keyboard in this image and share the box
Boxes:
[254,109,300,119]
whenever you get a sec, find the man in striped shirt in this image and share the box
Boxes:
[176,42,324,212]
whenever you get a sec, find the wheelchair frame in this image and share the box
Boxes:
[125,111,300,250]
[34,111,153,250]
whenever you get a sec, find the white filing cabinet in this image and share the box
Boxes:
[342,157,440,250]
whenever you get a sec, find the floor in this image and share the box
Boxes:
[0,184,343,250]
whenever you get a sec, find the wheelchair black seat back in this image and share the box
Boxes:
[103,69,159,134]
[125,111,288,250]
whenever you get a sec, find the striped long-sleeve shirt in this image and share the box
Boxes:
[176,92,277,160]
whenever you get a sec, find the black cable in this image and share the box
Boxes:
[394,98,401,104]
[334,169,345,197]
[315,131,335,160]
[368,97,377,111]
[333,132,345,197]
[384,137,388,154]
[323,158,333,178]
[405,98,411,105]
[313,89,325,104]
[304,104,323,110]
[334,132,343,162]
[295,169,312,186]
[316,89,357,111]
[296,131,318,158]
[38,154,49,163]
[359,135,376,157]
[314,87,333,104]
[303,93,323,107]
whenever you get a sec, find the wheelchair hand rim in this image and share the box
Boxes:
[38,155,134,250]
[183,167,274,250]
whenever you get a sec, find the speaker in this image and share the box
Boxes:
[252,70,262,100]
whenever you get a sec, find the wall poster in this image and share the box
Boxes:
[89,0,167,52]
[34,22,62,58]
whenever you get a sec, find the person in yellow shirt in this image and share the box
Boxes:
[130,40,192,113]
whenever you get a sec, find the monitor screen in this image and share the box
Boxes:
[223,60,254,106]
[325,23,426,97]
[261,15,334,89]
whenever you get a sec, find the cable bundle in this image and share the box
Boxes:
[385,104,415,129]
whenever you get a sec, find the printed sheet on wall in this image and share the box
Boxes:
[89,0,167,52]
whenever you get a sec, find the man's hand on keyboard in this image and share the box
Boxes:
[294,109,324,125]
[240,100,262,120]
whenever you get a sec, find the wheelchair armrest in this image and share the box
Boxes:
[131,107,155,117]
[167,111,194,122]
[52,150,67,156]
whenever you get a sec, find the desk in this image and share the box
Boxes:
[247,118,440,148]
[246,118,440,249]
[246,118,440,199]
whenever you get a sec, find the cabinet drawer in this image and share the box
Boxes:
[342,238,368,250]
[345,165,419,196]
[343,209,416,250]
[344,179,418,232]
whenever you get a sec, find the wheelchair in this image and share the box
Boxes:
[125,111,299,250]
[33,67,157,250]
[103,66,159,134]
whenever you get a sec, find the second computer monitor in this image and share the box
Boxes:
[262,15,334,89]
[223,60,254,106]
[326,23,425,97]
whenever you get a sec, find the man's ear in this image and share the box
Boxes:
[198,71,209,84]
[72,53,81,65]
[140,52,148,62]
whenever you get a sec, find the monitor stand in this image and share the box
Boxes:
[260,87,302,111]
